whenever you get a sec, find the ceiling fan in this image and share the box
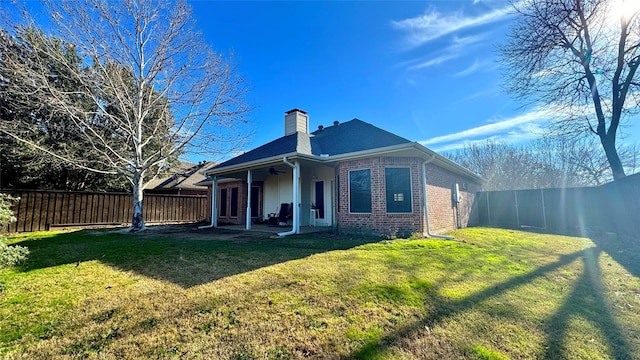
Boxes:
[269,167,286,175]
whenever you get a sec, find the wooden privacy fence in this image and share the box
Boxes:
[476,173,640,237]
[1,190,208,233]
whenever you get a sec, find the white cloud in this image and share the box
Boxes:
[403,34,487,70]
[453,58,497,77]
[421,109,550,146]
[408,53,459,70]
[391,5,513,48]
[418,108,560,152]
[463,87,501,100]
[430,130,541,152]
[449,33,487,52]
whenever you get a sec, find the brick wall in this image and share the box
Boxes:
[336,157,424,236]
[336,156,481,237]
[424,162,481,234]
[216,180,247,225]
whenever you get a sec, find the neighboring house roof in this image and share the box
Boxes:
[146,161,216,192]
[208,118,483,183]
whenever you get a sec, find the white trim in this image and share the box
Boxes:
[204,143,484,184]
[278,157,300,237]
[198,176,218,229]
[246,169,252,230]
[312,179,332,226]
[204,152,299,176]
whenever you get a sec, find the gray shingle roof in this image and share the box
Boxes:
[309,119,411,155]
[213,119,412,169]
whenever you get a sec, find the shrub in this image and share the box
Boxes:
[0,194,28,268]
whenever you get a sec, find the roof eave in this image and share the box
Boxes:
[204,152,301,176]
[206,143,484,183]
[413,142,485,183]
[313,143,415,164]
[330,142,483,182]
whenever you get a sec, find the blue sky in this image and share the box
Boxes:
[188,0,640,163]
[17,0,640,161]
[187,1,541,156]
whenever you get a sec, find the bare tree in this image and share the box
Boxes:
[502,0,640,180]
[446,140,546,190]
[446,137,640,190]
[0,0,249,230]
[531,135,624,185]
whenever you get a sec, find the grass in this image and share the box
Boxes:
[0,227,639,359]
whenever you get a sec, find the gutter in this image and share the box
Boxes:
[413,142,484,183]
[318,143,416,162]
[198,176,218,230]
[277,156,300,237]
[203,152,299,177]
[422,156,454,240]
[206,143,483,184]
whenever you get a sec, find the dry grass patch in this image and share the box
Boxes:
[0,227,639,359]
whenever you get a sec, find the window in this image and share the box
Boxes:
[349,169,371,213]
[230,187,238,217]
[385,168,412,213]
[219,188,228,216]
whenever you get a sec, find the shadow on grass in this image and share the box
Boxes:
[589,235,640,278]
[346,244,634,360]
[543,247,631,359]
[515,225,640,278]
[14,227,382,289]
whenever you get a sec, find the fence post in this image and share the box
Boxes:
[514,191,520,227]
[541,189,547,229]
[486,192,491,225]
[28,192,36,232]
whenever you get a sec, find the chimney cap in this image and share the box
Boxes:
[285,108,307,115]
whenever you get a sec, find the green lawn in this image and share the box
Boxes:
[1,227,639,359]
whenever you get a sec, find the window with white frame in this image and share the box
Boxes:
[385,167,412,213]
[349,169,371,213]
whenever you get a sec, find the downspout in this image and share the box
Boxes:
[246,169,252,230]
[423,156,454,240]
[198,176,218,229]
[278,157,300,237]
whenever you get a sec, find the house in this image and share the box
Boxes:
[145,161,216,196]
[202,109,483,237]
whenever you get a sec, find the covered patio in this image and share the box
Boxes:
[203,155,336,237]
[218,223,332,235]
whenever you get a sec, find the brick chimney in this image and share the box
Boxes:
[284,108,309,135]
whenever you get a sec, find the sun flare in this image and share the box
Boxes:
[608,0,640,23]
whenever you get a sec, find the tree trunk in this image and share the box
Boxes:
[600,133,626,180]
[131,174,146,231]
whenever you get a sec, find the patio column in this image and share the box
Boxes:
[293,161,300,234]
[246,169,252,230]
[278,158,300,236]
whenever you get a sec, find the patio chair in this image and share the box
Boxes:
[277,202,293,226]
